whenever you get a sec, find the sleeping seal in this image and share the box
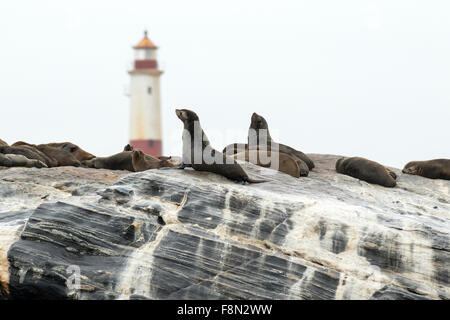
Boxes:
[233,150,306,178]
[335,157,397,187]
[402,159,450,180]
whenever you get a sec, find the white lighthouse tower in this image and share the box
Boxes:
[128,31,163,156]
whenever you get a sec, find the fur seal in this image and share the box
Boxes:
[36,144,81,167]
[0,145,53,167]
[84,151,135,171]
[14,141,95,162]
[44,142,95,162]
[0,153,47,168]
[225,143,310,177]
[11,141,30,147]
[248,112,315,170]
[0,139,7,146]
[335,157,397,187]
[124,143,172,162]
[84,145,175,172]
[10,142,80,167]
[233,150,307,178]
[402,159,450,180]
[132,150,176,172]
[176,108,266,183]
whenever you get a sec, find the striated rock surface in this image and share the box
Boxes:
[0,154,449,300]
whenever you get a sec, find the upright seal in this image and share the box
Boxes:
[248,112,315,170]
[176,108,266,183]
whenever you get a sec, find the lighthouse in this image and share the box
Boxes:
[128,31,163,156]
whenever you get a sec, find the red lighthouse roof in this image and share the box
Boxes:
[134,30,157,49]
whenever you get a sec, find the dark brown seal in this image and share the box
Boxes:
[248,112,315,170]
[402,159,450,180]
[335,157,397,187]
[176,108,266,183]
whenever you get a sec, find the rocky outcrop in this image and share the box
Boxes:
[0,154,449,299]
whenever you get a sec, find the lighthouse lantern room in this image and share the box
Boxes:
[128,31,163,156]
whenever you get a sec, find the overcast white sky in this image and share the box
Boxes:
[0,0,449,168]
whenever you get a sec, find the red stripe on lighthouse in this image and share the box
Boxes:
[134,59,158,70]
[130,139,162,157]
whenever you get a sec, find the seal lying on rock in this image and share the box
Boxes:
[9,142,56,166]
[0,145,53,167]
[84,148,174,172]
[233,150,306,178]
[124,144,173,162]
[335,157,397,187]
[10,142,81,167]
[14,141,95,162]
[248,112,315,171]
[36,145,81,167]
[402,159,450,180]
[228,148,310,177]
[132,150,176,171]
[175,108,266,183]
[0,153,47,168]
[46,142,95,162]
[84,151,135,171]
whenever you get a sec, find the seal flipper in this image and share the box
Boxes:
[244,177,269,184]
[178,162,192,169]
[158,156,172,161]
[158,163,190,170]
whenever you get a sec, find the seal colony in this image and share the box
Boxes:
[0,108,449,186]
